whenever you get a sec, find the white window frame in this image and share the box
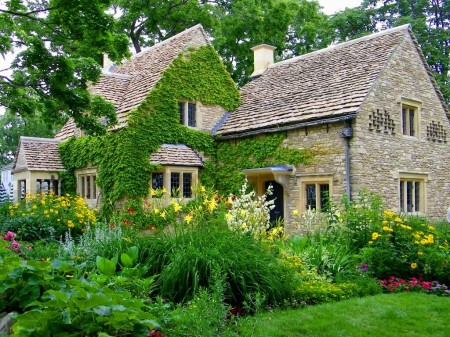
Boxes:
[76,168,98,200]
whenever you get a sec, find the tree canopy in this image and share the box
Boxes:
[0,0,130,134]
[0,0,448,140]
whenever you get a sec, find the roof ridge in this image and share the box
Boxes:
[20,136,60,143]
[101,71,132,80]
[271,24,411,68]
[125,24,206,61]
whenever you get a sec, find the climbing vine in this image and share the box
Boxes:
[205,133,317,195]
[59,45,318,210]
[59,45,240,211]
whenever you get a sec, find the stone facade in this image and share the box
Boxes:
[197,103,227,133]
[351,34,450,221]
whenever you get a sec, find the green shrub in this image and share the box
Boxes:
[294,280,359,305]
[140,222,295,306]
[1,193,96,241]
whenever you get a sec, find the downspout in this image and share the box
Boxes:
[340,120,353,201]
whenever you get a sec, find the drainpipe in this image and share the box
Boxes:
[339,120,353,201]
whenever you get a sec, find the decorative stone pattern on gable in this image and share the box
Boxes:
[352,33,450,221]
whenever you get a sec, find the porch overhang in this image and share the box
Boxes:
[243,164,294,196]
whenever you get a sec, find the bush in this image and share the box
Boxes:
[140,222,295,306]
[1,193,96,241]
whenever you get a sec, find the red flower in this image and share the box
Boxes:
[127,208,135,214]
[123,219,131,225]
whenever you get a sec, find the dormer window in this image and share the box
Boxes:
[179,102,196,127]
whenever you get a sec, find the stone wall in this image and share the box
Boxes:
[197,103,227,132]
[350,34,450,221]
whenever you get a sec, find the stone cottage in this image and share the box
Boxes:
[216,24,450,224]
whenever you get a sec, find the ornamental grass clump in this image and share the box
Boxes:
[1,193,96,241]
[225,180,274,239]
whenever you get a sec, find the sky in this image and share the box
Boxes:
[318,0,362,14]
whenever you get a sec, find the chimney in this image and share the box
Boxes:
[250,44,276,78]
[103,53,115,72]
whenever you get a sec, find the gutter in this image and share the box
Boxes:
[216,114,357,140]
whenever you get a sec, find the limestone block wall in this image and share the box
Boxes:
[197,103,227,133]
[350,34,450,221]
[281,122,348,230]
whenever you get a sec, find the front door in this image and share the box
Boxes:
[265,180,284,224]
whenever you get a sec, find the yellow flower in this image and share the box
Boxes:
[153,208,160,214]
[383,210,396,218]
[417,251,423,255]
[184,214,192,224]
[428,225,435,231]
[200,185,206,193]
[67,220,74,228]
[32,205,37,210]
[411,263,417,269]
[372,232,380,240]
[382,220,388,225]
[394,217,403,223]
[173,202,182,213]
[162,187,167,194]
[382,226,393,232]
[225,213,233,222]
[150,188,156,196]
[368,241,373,245]
[160,211,166,219]
[292,209,299,216]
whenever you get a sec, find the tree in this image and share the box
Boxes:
[330,0,450,103]
[112,0,332,86]
[0,112,61,166]
[0,0,130,134]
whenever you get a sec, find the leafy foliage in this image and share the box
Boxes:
[59,45,241,210]
[0,0,130,133]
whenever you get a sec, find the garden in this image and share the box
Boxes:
[0,184,449,336]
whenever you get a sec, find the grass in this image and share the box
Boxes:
[235,293,450,337]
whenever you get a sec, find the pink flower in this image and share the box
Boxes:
[11,240,20,250]
[3,231,16,241]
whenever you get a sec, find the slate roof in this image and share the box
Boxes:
[55,24,209,141]
[13,137,64,172]
[150,144,204,167]
[216,25,446,137]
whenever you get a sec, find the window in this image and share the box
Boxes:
[36,179,58,195]
[399,174,426,213]
[150,167,198,199]
[79,174,97,200]
[299,175,332,212]
[152,172,164,189]
[400,99,421,137]
[305,183,330,211]
[179,101,196,127]
[19,180,26,200]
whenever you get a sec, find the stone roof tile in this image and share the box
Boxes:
[150,144,203,167]
[13,137,64,172]
[217,25,410,136]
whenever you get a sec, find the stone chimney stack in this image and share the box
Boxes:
[103,54,115,72]
[250,44,276,78]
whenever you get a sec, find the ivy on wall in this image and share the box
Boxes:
[59,45,317,210]
[60,45,240,211]
[205,133,317,195]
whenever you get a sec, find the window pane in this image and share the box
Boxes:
[183,173,192,198]
[43,180,50,194]
[188,103,196,127]
[86,176,91,199]
[414,181,420,212]
[400,181,404,212]
[171,172,180,197]
[20,180,26,199]
[179,102,185,125]
[402,108,407,135]
[53,180,59,195]
[152,173,164,189]
[319,184,330,211]
[306,184,316,210]
[409,109,415,136]
[36,179,42,194]
[406,181,413,212]
[81,177,85,198]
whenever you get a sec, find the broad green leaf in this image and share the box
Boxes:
[120,253,133,268]
[96,256,116,276]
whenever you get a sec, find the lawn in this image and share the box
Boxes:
[236,293,450,337]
